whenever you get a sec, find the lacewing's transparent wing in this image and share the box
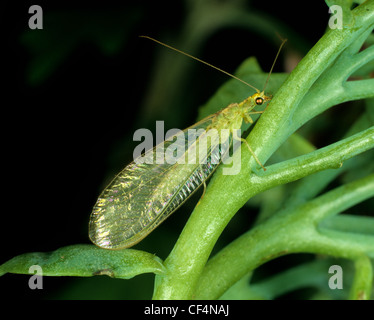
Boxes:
[89,115,232,249]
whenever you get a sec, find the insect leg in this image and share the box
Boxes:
[232,130,266,171]
[244,110,265,124]
[248,110,264,115]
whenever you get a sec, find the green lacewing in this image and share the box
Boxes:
[89,36,286,249]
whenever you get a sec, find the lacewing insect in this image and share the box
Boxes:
[89,36,286,249]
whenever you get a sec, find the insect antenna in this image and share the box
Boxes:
[140,35,260,93]
[262,38,287,92]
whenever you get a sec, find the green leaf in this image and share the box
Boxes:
[0,244,165,279]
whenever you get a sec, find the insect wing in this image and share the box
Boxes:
[89,115,231,249]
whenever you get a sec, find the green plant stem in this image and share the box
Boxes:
[153,1,374,300]
[349,255,373,300]
[194,173,374,299]
[221,260,334,300]
[281,112,374,211]
[251,126,374,190]
[320,214,374,235]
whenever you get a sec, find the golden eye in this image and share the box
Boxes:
[255,97,264,105]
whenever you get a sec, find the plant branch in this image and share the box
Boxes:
[250,126,374,192]
[194,173,374,299]
[349,255,373,300]
[343,78,374,101]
